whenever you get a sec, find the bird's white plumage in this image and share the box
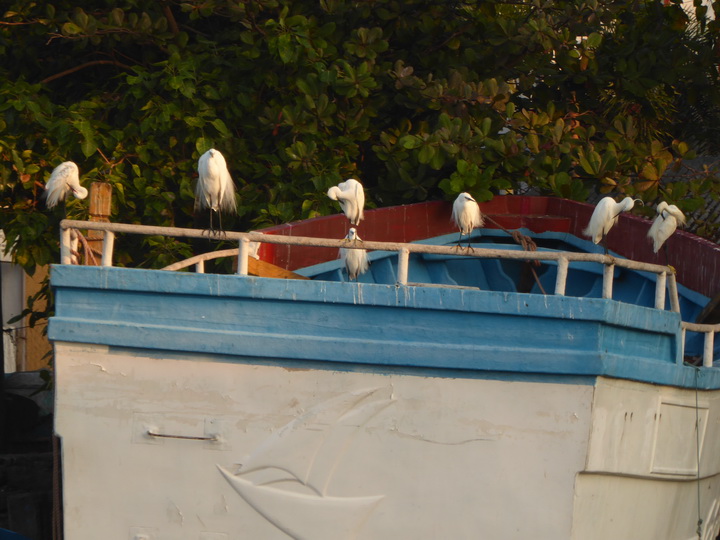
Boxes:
[452,192,483,236]
[340,228,369,280]
[327,178,365,226]
[648,201,686,253]
[43,161,87,208]
[583,196,639,245]
[195,149,237,214]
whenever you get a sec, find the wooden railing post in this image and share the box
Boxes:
[237,238,249,276]
[705,332,716,368]
[397,248,409,285]
[88,182,113,265]
[555,257,569,296]
[101,231,115,267]
[60,227,72,265]
[655,272,667,310]
[667,273,681,313]
[602,263,614,299]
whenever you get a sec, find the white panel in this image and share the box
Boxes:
[54,342,594,540]
[651,400,708,475]
[571,473,720,540]
[586,378,720,479]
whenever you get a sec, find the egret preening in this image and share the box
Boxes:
[195,148,237,234]
[583,196,642,254]
[43,161,87,209]
[648,201,686,265]
[327,178,365,226]
[451,192,484,247]
[340,228,369,280]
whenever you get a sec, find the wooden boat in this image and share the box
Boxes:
[49,196,720,539]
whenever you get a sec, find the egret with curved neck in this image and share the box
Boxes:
[327,178,365,226]
[583,196,643,254]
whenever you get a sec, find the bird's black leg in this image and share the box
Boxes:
[601,235,608,255]
[454,232,463,251]
[204,210,215,237]
[664,244,669,267]
[218,211,226,238]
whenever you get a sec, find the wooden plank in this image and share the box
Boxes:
[87,182,112,265]
[695,290,720,324]
[248,258,309,280]
[162,249,309,280]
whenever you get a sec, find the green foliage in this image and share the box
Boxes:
[1,0,720,329]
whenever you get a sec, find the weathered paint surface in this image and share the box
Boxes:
[53,343,720,540]
[49,265,719,389]
[48,264,720,539]
[54,342,595,540]
[571,378,720,540]
[48,193,720,539]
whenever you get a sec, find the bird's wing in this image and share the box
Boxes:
[582,197,613,242]
[666,205,686,225]
[353,181,365,224]
[331,183,356,221]
[195,152,214,210]
[471,200,484,228]
[654,216,678,252]
[63,163,82,189]
[648,215,663,252]
[342,246,369,279]
[451,196,463,228]
[591,198,616,231]
[219,168,237,214]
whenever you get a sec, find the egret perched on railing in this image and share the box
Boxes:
[195,148,237,234]
[452,192,484,248]
[340,228,369,280]
[327,178,365,226]
[42,161,88,209]
[583,196,642,254]
[648,201,686,264]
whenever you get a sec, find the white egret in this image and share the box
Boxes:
[583,196,642,254]
[340,228,369,280]
[43,161,87,209]
[648,201,686,264]
[451,192,484,247]
[195,148,237,233]
[327,178,365,226]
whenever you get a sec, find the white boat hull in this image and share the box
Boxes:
[53,342,720,540]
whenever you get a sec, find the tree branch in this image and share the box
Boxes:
[39,60,133,84]
[163,3,180,35]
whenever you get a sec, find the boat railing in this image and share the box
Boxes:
[681,322,719,368]
[59,219,718,367]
